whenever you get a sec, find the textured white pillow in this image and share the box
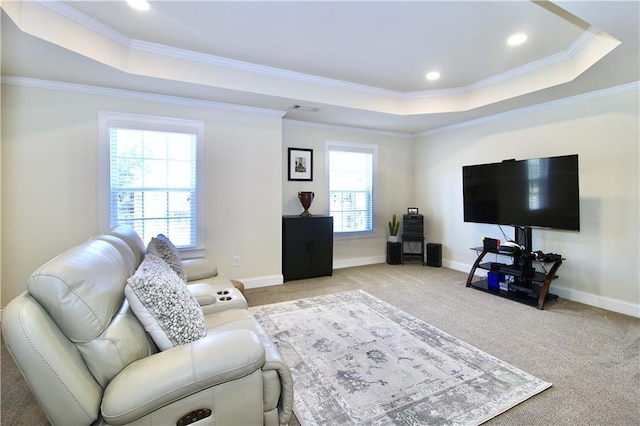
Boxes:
[147,234,187,282]
[125,254,206,350]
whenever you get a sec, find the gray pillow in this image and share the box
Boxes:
[147,234,187,282]
[125,254,206,350]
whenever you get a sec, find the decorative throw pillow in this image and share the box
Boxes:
[147,234,187,282]
[125,254,206,350]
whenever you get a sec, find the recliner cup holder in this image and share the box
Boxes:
[216,289,235,301]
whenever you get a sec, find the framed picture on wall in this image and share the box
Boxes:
[288,148,313,181]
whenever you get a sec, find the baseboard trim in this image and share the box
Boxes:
[235,259,639,318]
[551,286,640,318]
[444,260,472,274]
[234,256,387,290]
[334,256,386,270]
[445,260,640,318]
[237,274,283,289]
[238,257,386,290]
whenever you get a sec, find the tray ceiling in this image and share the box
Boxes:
[1,1,638,134]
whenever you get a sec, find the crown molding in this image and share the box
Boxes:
[416,81,640,137]
[29,0,618,109]
[38,0,403,99]
[403,29,598,100]
[283,119,413,139]
[0,76,287,118]
[466,27,598,93]
[38,0,131,46]
[106,22,608,104]
[130,39,403,99]
[4,76,636,137]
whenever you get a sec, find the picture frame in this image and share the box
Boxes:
[288,148,313,181]
[408,207,419,215]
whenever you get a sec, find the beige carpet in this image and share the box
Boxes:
[2,263,639,425]
[245,264,640,426]
[251,290,552,425]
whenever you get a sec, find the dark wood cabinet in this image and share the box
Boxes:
[282,215,333,282]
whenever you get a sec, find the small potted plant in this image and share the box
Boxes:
[388,214,400,243]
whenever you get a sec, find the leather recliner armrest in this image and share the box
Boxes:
[182,258,218,282]
[263,344,295,425]
[101,329,265,425]
[188,283,218,306]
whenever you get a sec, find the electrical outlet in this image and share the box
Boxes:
[233,256,240,267]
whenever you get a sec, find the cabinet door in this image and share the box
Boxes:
[307,217,333,278]
[282,218,309,281]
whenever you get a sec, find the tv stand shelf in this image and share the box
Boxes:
[466,247,563,310]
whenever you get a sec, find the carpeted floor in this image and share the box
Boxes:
[251,290,552,425]
[245,264,640,426]
[2,263,639,425]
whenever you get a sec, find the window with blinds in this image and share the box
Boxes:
[100,112,204,251]
[326,141,377,234]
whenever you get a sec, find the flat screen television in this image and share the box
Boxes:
[462,154,580,231]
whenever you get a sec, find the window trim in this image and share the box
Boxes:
[98,111,205,257]
[325,140,378,239]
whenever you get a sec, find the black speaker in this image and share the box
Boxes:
[426,243,442,267]
[387,242,402,265]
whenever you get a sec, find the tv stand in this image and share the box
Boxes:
[465,246,563,310]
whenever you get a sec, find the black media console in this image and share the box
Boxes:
[465,227,563,310]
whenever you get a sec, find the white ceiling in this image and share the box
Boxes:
[2,1,638,134]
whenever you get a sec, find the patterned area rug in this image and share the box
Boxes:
[250,290,551,425]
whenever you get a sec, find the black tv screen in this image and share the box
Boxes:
[462,154,580,231]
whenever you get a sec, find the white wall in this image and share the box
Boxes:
[414,86,640,316]
[3,81,638,317]
[282,121,414,268]
[1,83,283,305]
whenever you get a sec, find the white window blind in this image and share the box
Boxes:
[100,112,204,251]
[327,142,376,234]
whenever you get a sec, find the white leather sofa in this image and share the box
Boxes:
[2,226,293,425]
[106,225,248,315]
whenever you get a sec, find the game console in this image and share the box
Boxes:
[482,237,500,253]
[533,250,562,262]
[499,241,521,253]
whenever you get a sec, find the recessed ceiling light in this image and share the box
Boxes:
[127,0,150,11]
[426,71,440,81]
[507,33,528,46]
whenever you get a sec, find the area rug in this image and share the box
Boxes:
[250,290,551,425]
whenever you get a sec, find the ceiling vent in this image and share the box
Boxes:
[290,105,321,113]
